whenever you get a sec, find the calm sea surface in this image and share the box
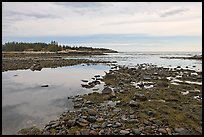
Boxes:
[2,52,202,134]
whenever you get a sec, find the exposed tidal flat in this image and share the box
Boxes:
[2,52,202,135]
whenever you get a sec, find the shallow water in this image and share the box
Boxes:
[66,52,202,72]
[2,64,110,135]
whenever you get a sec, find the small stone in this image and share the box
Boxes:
[132,128,141,135]
[43,131,50,135]
[80,129,89,135]
[89,130,98,135]
[65,120,75,127]
[102,122,108,128]
[99,129,105,135]
[133,93,147,101]
[96,118,104,123]
[115,122,122,127]
[92,124,100,129]
[158,128,167,134]
[166,128,172,135]
[174,128,185,133]
[128,119,138,123]
[129,100,140,107]
[129,114,135,119]
[107,124,113,127]
[102,87,113,94]
[120,130,130,135]
[87,109,97,116]
[87,116,96,123]
[81,79,88,82]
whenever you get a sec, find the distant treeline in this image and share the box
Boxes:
[2,41,117,53]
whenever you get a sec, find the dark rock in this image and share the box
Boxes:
[102,87,113,94]
[41,85,49,87]
[81,79,88,82]
[87,116,96,123]
[133,93,147,101]
[94,75,100,78]
[146,111,156,117]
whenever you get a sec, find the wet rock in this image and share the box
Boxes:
[132,128,141,135]
[120,130,130,135]
[133,93,147,101]
[94,75,101,78]
[102,87,113,94]
[129,100,140,107]
[81,79,88,82]
[41,84,49,87]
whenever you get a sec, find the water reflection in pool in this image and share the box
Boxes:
[2,64,111,135]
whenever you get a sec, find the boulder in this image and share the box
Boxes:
[133,93,147,101]
[129,100,140,107]
[102,87,113,94]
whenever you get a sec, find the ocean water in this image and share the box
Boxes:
[2,52,202,134]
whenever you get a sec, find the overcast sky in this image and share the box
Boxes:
[2,2,202,52]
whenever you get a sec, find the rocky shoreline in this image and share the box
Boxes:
[18,63,202,135]
[160,55,202,60]
[2,52,114,72]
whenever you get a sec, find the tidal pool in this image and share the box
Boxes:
[2,64,110,135]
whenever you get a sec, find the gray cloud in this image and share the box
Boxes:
[159,8,189,17]
[54,2,105,8]
[5,10,59,20]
